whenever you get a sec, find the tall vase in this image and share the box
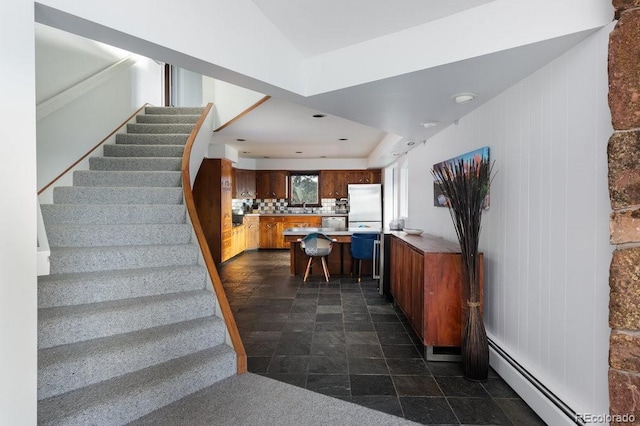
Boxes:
[461,302,489,381]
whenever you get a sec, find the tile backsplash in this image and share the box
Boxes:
[232,198,339,214]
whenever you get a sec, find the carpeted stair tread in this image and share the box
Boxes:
[37,345,236,426]
[38,265,207,308]
[41,204,186,225]
[49,243,199,274]
[144,106,203,115]
[127,123,194,134]
[38,290,216,349]
[53,186,183,205]
[89,156,182,171]
[38,106,236,423]
[46,223,193,247]
[103,144,184,158]
[73,170,181,187]
[38,316,226,400]
[136,114,200,124]
[115,133,189,145]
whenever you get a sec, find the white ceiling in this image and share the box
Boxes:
[211,0,604,167]
[251,0,497,57]
[34,0,610,168]
[216,98,387,160]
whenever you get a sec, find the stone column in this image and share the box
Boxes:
[608,1,640,423]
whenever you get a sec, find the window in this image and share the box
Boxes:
[289,172,319,206]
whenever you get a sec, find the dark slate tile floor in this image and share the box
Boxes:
[219,250,546,425]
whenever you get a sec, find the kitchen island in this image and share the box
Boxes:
[282,227,380,277]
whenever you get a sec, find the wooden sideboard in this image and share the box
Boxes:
[389,233,483,361]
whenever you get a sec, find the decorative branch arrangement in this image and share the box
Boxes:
[432,154,494,380]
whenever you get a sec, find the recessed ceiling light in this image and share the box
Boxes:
[236,138,246,142]
[453,93,477,104]
[312,114,326,118]
[420,121,439,128]
[295,151,303,154]
[406,141,415,146]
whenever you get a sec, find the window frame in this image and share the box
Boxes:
[288,171,321,207]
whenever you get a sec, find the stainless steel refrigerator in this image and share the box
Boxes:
[348,184,382,229]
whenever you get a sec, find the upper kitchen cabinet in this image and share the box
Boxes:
[256,170,289,199]
[233,169,256,199]
[320,170,347,198]
[346,170,381,185]
[370,170,382,184]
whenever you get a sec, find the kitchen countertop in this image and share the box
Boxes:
[252,212,349,217]
[282,227,380,236]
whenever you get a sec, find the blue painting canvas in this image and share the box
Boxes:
[433,146,490,208]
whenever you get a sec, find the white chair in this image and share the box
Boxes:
[299,233,335,282]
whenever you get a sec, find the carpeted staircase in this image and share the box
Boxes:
[37,106,237,425]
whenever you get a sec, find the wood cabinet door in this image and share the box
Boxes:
[271,171,288,199]
[334,171,347,198]
[255,171,288,199]
[409,246,424,338]
[256,171,271,198]
[244,217,259,250]
[275,222,287,249]
[235,169,256,199]
[370,170,382,184]
[259,218,284,248]
[320,170,336,198]
[231,168,238,198]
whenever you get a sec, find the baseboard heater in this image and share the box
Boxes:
[488,337,582,426]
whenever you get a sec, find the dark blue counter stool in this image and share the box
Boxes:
[350,233,379,282]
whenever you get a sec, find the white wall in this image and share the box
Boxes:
[35,26,162,194]
[0,1,37,424]
[175,67,202,107]
[204,78,265,129]
[404,25,613,420]
[35,23,131,103]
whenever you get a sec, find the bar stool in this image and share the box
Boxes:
[299,233,335,282]
[350,233,378,282]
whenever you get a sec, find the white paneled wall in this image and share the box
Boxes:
[405,25,613,418]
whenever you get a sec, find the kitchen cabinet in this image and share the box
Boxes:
[258,215,323,249]
[370,170,382,184]
[345,170,371,185]
[221,225,244,263]
[192,158,233,265]
[244,215,259,250]
[320,170,347,198]
[321,169,381,198]
[256,170,288,199]
[259,216,286,249]
[389,233,484,360]
[285,215,322,229]
[233,169,256,199]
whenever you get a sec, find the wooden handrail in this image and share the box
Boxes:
[182,103,247,374]
[214,95,270,132]
[38,103,150,195]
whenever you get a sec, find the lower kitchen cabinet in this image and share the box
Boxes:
[259,216,323,249]
[244,215,259,250]
[389,233,484,359]
[222,225,246,262]
[259,217,286,249]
